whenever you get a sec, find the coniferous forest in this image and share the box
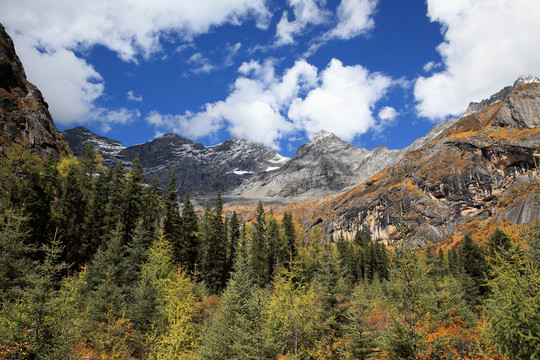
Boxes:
[1,142,539,359]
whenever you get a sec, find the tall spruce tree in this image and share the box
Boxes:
[121,155,144,245]
[282,212,297,269]
[163,171,183,264]
[250,201,268,286]
[181,193,199,273]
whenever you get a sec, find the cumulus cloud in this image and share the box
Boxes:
[327,0,378,40]
[415,0,540,120]
[96,108,141,133]
[127,90,143,102]
[275,0,331,45]
[146,58,394,148]
[289,59,392,141]
[1,0,270,125]
[12,34,104,125]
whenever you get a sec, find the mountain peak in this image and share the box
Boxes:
[311,129,336,142]
[513,74,540,87]
[464,74,540,116]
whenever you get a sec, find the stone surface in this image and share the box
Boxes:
[293,82,540,242]
[0,23,68,158]
[63,126,288,204]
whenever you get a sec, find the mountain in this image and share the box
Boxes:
[63,126,288,202]
[288,78,540,243]
[233,130,401,202]
[62,126,126,167]
[233,118,458,203]
[0,23,68,157]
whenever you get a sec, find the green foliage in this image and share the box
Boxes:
[199,257,269,359]
[484,239,540,360]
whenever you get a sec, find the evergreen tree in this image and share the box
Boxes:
[226,211,240,278]
[104,161,125,233]
[141,175,163,240]
[484,240,540,360]
[120,155,145,245]
[282,212,297,269]
[181,192,199,273]
[487,228,512,255]
[311,245,351,358]
[199,257,268,359]
[57,163,87,267]
[250,201,268,286]
[266,213,282,281]
[458,234,488,303]
[198,194,228,294]
[163,171,183,264]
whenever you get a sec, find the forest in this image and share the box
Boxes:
[1,142,539,360]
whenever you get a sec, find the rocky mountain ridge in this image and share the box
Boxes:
[232,117,458,203]
[464,74,540,116]
[282,80,540,243]
[63,126,288,202]
[0,23,68,157]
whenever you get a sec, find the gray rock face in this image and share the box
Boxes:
[63,126,126,167]
[63,127,288,203]
[464,74,540,117]
[0,23,68,157]
[305,81,540,242]
[233,130,402,203]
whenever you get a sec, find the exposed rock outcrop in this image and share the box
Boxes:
[464,74,540,117]
[0,23,68,157]
[297,81,540,242]
[63,126,288,203]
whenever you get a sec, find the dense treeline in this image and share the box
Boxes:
[1,142,539,359]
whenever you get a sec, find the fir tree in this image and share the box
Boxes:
[250,201,268,286]
[120,155,145,245]
[181,192,199,273]
[163,171,183,264]
[282,212,297,269]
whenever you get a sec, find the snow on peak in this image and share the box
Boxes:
[513,74,540,87]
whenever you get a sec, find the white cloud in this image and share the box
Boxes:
[328,0,377,40]
[378,106,398,121]
[127,90,143,102]
[415,0,540,120]
[96,108,141,132]
[289,59,392,141]
[12,34,104,125]
[275,0,331,45]
[376,106,398,130]
[146,58,393,148]
[1,0,270,126]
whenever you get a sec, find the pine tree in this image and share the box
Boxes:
[141,175,163,240]
[199,257,269,359]
[163,171,183,264]
[104,162,125,233]
[266,213,282,281]
[198,193,228,293]
[226,211,240,278]
[282,212,297,269]
[121,155,145,245]
[181,192,199,273]
[57,162,88,267]
[250,201,268,286]
[311,245,351,358]
[487,228,512,255]
[484,240,540,360]
[458,234,488,303]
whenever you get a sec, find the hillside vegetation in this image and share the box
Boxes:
[1,142,539,359]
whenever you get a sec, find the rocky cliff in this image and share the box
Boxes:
[0,23,68,157]
[63,126,288,203]
[294,80,540,243]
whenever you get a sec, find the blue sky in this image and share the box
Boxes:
[2,0,540,157]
